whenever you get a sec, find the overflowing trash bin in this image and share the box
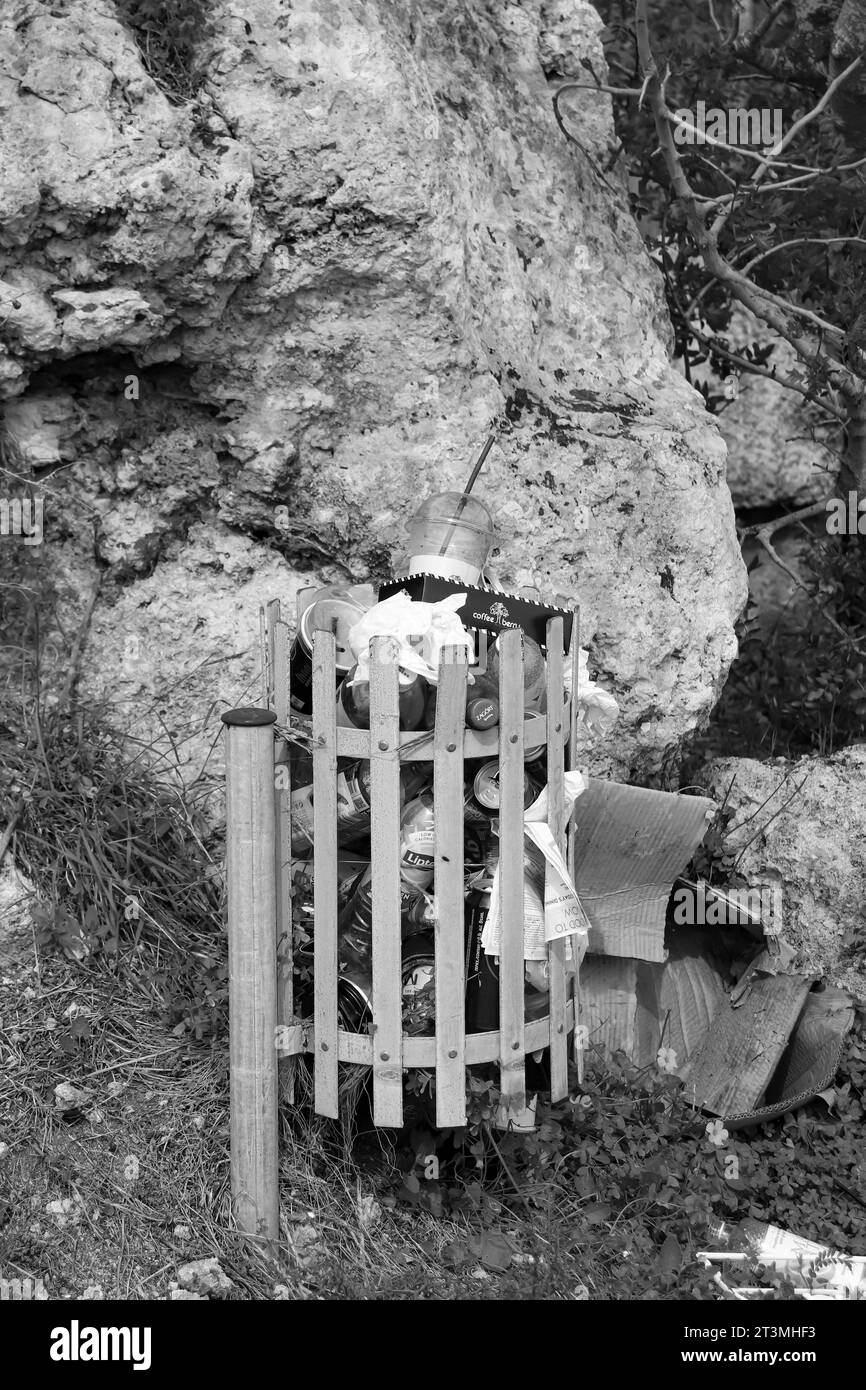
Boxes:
[261,457,595,1128]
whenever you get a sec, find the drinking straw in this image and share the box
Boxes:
[438,434,496,558]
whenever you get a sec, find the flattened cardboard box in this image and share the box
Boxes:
[571,779,716,962]
[379,575,575,652]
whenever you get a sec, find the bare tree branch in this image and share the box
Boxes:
[740,235,866,275]
[634,0,864,406]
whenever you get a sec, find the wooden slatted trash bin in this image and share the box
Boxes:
[222,601,581,1236]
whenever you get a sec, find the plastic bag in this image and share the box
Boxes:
[564,647,620,736]
[346,591,473,686]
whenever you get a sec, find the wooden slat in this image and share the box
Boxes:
[369,636,404,1127]
[682,966,812,1117]
[567,614,584,1081]
[545,617,568,1101]
[312,628,339,1118]
[333,715,548,763]
[497,629,526,1114]
[433,645,467,1127]
[268,601,295,1104]
[275,999,575,1066]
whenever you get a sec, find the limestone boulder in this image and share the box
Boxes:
[697,749,866,999]
[0,0,747,784]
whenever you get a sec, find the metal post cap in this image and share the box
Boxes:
[220,707,278,727]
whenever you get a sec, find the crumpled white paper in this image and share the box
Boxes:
[346,591,473,686]
[482,771,591,961]
[565,648,620,736]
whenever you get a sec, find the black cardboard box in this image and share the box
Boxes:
[378,573,575,652]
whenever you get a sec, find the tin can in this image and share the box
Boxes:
[471,760,543,812]
[337,939,438,1035]
[289,584,375,714]
[401,933,436,1035]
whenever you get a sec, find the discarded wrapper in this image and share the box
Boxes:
[346,591,473,686]
[699,1219,866,1297]
[483,771,590,961]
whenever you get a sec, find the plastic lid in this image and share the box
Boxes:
[409,491,494,536]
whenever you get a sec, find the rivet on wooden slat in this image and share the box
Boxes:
[512,1041,520,1050]
[321,1043,329,1051]
[378,740,389,751]
[380,1052,390,1061]
[446,742,457,752]
[448,1049,458,1059]
[509,733,518,744]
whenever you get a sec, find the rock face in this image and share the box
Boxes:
[698,750,866,999]
[0,0,746,783]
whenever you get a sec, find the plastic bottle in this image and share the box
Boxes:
[487,632,547,711]
[422,681,500,731]
[336,665,427,731]
[393,491,495,585]
[338,866,375,973]
[480,635,550,759]
[400,790,436,887]
[337,854,434,974]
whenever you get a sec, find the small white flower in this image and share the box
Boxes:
[656,1046,678,1074]
[122,1154,140,1182]
[705,1119,729,1147]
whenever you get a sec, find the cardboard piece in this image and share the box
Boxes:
[571,780,715,962]
[378,574,574,652]
[579,931,728,1069]
[726,983,856,1127]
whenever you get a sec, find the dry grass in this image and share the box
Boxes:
[0,945,590,1301]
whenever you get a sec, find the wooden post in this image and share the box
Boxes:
[221,707,280,1244]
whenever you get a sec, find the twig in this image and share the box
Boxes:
[730,778,808,871]
[749,0,790,47]
[56,579,101,717]
[741,501,866,649]
[82,1046,184,1079]
[0,800,23,868]
[740,236,866,277]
